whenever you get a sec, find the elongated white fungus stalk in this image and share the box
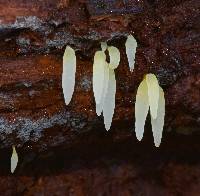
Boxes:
[11,146,18,173]
[135,79,149,141]
[135,74,165,147]
[151,87,165,147]
[93,51,107,104]
[108,46,120,69]
[95,43,109,116]
[101,45,120,130]
[62,46,76,105]
[96,62,109,116]
[125,34,137,71]
[103,69,116,130]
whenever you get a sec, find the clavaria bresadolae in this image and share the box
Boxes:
[62,46,76,105]
[125,34,137,72]
[11,146,18,173]
[93,43,120,130]
[135,74,165,147]
[62,36,165,147]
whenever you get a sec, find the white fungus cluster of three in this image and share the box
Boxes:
[62,34,165,147]
[93,42,120,130]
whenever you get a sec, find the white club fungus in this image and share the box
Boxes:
[93,44,120,130]
[135,79,149,141]
[135,74,165,147]
[96,62,110,116]
[62,46,76,105]
[93,51,107,104]
[103,68,116,131]
[151,87,165,147]
[125,34,137,71]
[11,146,18,173]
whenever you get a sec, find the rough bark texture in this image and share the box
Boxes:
[0,0,200,195]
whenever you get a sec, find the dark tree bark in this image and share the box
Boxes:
[0,0,200,195]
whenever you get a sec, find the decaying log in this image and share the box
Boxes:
[0,0,199,149]
[0,0,200,195]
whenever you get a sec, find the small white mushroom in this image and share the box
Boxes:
[11,146,18,173]
[125,34,137,71]
[103,69,116,131]
[102,46,119,130]
[108,46,120,69]
[93,51,107,104]
[96,43,110,116]
[96,62,110,116]
[62,46,76,105]
[135,78,149,141]
[151,87,165,147]
[145,74,160,119]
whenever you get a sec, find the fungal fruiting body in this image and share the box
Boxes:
[102,46,120,130]
[135,79,149,141]
[96,61,109,116]
[135,74,165,147]
[151,87,165,147]
[125,34,137,71]
[102,68,116,130]
[93,44,120,130]
[11,146,18,173]
[62,42,166,146]
[93,51,107,105]
[62,46,76,105]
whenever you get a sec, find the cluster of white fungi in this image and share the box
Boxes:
[10,35,166,174]
[62,34,165,147]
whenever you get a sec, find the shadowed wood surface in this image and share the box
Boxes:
[0,0,200,195]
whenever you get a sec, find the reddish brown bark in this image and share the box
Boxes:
[0,0,200,195]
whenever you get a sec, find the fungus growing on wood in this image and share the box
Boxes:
[93,43,120,130]
[62,46,76,105]
[96,61,109,116]
[11,146,18,173]
[151,87,165,147]
[102,68,117,130]
[93,51,107,105]
[62,43,165,145]
[135,74,165,147]
[125,34,137,71]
